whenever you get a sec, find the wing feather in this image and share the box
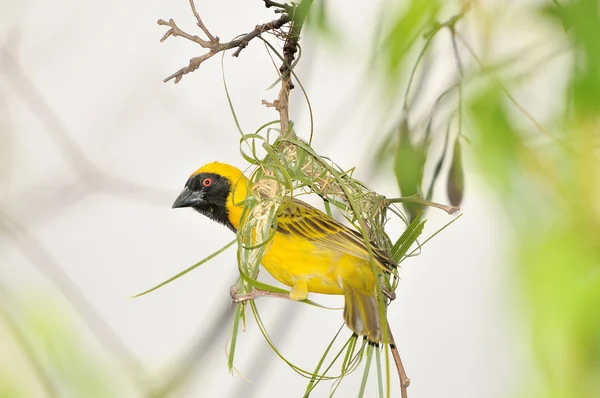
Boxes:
[276,198,396,271]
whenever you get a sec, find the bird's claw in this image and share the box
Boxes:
[382,285,396,301]
[229,285,258,303]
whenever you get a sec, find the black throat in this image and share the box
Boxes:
[193,203,236,232]
[187,172,236,232]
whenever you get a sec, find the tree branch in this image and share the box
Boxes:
[272,0,313,141]
[159,0,313,142]
[189,0,216,41]
[158,0,290,83]
[386,195,460,215]
[263,0,293,13]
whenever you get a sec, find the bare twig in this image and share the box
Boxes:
[272,0,313,140]
[189,0,216,41]
[158,0,312,138]
[386,195,460,215]
[158,1,290,83]
[263,0,293,13]
[388,325,410,398]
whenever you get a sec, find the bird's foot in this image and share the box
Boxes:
[229,285,291,303]
[229,285,258,303]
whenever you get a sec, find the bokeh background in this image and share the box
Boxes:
[1,0,598,397]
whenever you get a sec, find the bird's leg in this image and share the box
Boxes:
[229,285,292,303]
[229,278,309,304]
[289,278,308,301]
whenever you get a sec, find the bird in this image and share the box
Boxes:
[172,161,397,343]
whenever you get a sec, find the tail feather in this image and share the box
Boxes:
[343,287,386,343]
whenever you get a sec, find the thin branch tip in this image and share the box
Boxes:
[447,206,461,215]
[158,4,291,84]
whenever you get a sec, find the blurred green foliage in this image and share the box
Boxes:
[0,295,131,398]
[468,1,600,397]
[469,86,520,194]
[382,0,440,82]
[545,0,600,115]
[384,0,600,396]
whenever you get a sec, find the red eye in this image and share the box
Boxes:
[202,178,212,187]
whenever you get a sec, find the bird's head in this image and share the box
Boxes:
[172,162,250,231]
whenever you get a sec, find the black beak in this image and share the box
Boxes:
[172,187,204,209]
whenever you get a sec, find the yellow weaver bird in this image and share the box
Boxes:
[172,162,397,343]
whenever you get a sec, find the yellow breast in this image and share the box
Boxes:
[260,231,376,296]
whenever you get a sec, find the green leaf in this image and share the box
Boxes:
[221,54,244,136]
[393,120,426,221]
[446,139,464,206]
[247,301,318,379]
[374,347,384,398]
[468,85,519,193]
[357,344,374,398]
[303,325,345,396]
[382,0,440,80]
[521,224,600,398]
[306,0,337,40]
[132,239,236,298]
[403,213,462,261]
[543,0,600,115]
[391,213,425,263]
[227,303,243,372]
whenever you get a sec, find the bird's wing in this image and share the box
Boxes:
[276,198,396,271]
